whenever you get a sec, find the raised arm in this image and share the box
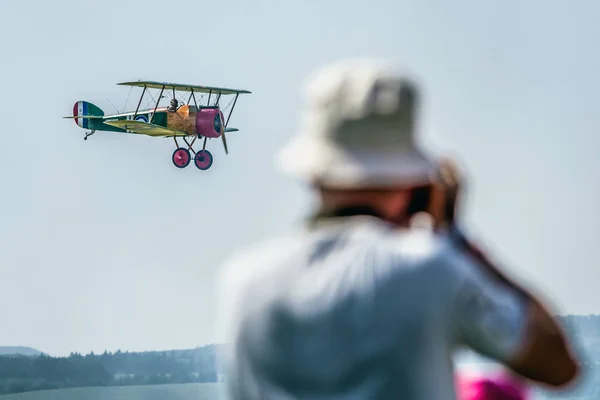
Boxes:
[448,228,580,387]
[428,158,581,387]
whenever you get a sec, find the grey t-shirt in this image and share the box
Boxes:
[216,216,529,399]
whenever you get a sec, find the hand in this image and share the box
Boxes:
[426,158,525,294]
[427,157,463,230]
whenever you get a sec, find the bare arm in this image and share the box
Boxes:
[449,225,580,387]
[427,158,580,387]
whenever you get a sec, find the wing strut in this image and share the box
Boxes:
[133,85,147,118]
[224,93,239,128]
[221,92,239,155]
[191,89,199,110]
[150,85,165,124]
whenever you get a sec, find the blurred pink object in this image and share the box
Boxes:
[456,373,528,400]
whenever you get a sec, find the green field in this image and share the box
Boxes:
[0,383,225,400]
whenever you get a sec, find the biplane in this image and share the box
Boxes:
[64,80,251,170]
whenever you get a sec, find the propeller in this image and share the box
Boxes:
[220,112,229,155]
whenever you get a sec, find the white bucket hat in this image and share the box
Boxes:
[276,59,437,189]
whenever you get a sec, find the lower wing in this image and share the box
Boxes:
[102,119,188,137]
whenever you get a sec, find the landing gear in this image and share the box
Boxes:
[171,137,214,171]
[172,147,191,168]
[194,150,213,170]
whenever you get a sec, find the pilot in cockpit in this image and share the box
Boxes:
[167,98,179,113]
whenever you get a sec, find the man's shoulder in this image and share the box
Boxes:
[216,220,465,291]
[354,220,484,286]
[358,219,455,266]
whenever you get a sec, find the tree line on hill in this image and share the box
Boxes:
[0,345,222,395]
[2,315,600,396]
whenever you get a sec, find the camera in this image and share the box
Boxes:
[406,185,433,216]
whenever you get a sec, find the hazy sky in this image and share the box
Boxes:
[0,0,598,357]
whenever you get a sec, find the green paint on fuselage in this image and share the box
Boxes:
[88,109,169,133]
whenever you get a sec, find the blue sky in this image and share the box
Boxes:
[0,0,598,356]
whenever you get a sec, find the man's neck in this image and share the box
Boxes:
[311,205,384,220]
[308,205,410,228]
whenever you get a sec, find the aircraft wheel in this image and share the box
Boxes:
[172,147,191,168]
[194,150,213,170]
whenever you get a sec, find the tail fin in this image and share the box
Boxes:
[71,101,104,129]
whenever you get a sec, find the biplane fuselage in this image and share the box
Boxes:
[73,103,227,138]
[66,80,250,170]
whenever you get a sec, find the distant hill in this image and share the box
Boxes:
[0,344,220,395]
[1,315,600,397]
[0,382,223,400]
[0,347,43,357]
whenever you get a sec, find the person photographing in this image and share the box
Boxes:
[215,59,581,399]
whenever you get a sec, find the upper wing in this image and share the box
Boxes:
[102,119,188,137]
[117,80,251,95]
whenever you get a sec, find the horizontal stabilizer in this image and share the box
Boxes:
[63,115,104,119]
